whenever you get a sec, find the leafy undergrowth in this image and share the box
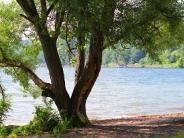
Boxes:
[0,106,73,138]
[0,100,10,125]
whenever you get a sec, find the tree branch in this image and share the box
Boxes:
[53,9,65,38]
[20,14,34,24]
[0,58,52,91]
[42,89,55,99]
[40,0,47,19]
[16,0,39,19]
[27,0,38,14]
[47,0,59,16]
[65,11,75,57]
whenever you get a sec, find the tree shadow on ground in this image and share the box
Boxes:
[60,114,184,138]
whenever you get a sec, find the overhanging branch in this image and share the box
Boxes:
[0,58,51,91]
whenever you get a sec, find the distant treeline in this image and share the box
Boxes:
[102,45,184,68]
[38,41,184,68]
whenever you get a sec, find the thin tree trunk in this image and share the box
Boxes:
[75,28,85,85]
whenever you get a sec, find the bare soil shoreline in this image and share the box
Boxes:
[12,113,184,138]
[60,113,184,138]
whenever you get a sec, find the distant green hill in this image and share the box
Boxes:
[102,45,184,68]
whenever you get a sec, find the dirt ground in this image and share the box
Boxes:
[59,113,184,138]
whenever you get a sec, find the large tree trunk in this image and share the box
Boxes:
[9,0,71,119]
[38,32,70,117]
[70,24,104,126]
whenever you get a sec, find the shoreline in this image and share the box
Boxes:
[5,113,184,126]
[102,64,183,69]
[3,113,184,138]
[5,113,184,124]
[61,113,184,138]
[39,63,183,69]
[91,112,184,124]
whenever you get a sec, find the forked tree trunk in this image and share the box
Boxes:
[36,23,104,126]
[15,0,112,127]
[70,25,104,125]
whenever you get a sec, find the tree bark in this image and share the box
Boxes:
[75,48,85,85]
[70,24,104,125]
[74,28,85,85]
[35,23,71,117]
[40,36,70,117]
[16,0,71,119]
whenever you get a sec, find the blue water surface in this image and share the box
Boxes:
[1,67,184,125]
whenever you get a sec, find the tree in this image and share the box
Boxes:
[0,0,183,126]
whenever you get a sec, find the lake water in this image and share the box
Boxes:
[1,67,184,125]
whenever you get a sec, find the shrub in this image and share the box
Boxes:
[0,100,10,125]
[0,125,12,137]
[53,119,72,135]
[9,106,61,136]
[0,84,11,125]
[29,106,60,132]
[0,105,72,137]
[175,58,183,68]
